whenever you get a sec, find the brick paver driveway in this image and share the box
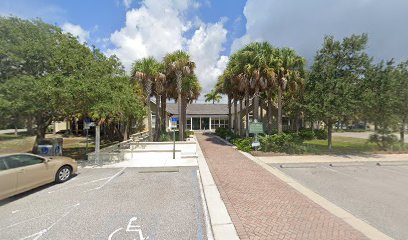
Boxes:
[196,133,367,240]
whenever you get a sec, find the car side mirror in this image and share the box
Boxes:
[43,158,50,163]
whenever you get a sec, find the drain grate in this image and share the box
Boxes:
[138,167,179,173]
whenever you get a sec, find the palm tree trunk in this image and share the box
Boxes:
[245,91,249,137]
[161,94,166,132]
[267,92,272,134]
[155,94,161,141]
[181,97,188,140]
[240,99,244,136]
[254,86,259,121]
[277,87,283,135]
[228,95,232,131]
[234,99,238,135]
[147,102,152,141]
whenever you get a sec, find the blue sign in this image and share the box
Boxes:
[41,147,49,154]
[171,117,178,122]
[84,118,91,123]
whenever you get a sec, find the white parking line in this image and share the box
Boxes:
[48,177,111,194]
[84,167,127,192]
[6,203,80,229]
[19,203,80,240]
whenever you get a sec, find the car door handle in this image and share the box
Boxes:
[18,169,25,173]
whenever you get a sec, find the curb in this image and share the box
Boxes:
[240,150,393,240]
[194,135,240,240]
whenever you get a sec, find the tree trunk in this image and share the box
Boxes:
[233,99,238,135]
[228,95,232,131]
[240,99,244,136]
[32,117,51,153]
[253,86,259,121]
[27,115,34,135]
[295,113,300,134]
[277,87,283,134]
[146,96,152,141]
[155,94,161,141]
[401,118,406,148]
[245,92,249,137]
[328,121,333,151]
[181,97,188,140]
[75,117,79,135]
[161,94,167,132]
[123,120,129,141]
[267,92,272,134]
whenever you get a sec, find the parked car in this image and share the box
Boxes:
[0,153,77,200]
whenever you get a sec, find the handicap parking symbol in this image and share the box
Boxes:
[108,217,149,240]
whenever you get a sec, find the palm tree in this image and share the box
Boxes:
[204,89,222,104]
[242,42,276,122]
[164,50,196,140]
[274,48,305,134]
[131,57,161,141]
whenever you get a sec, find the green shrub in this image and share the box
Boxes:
[314,129,327,140]
[185,130,194,137]
[215,127,238,141]
[259,133,304,154]
[369,133,398,150]
[298,130,315,140]
[159,132,173,142]
[232,137,253,152]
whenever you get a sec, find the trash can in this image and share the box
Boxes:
[37,138,63,156]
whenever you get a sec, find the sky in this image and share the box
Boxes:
[1,0,408,102]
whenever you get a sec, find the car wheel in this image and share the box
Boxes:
[55,166,72,183]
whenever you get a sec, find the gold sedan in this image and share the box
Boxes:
[0,153,78,200]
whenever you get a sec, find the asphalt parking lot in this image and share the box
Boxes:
[274,162,408,240]
[0,167,208,240]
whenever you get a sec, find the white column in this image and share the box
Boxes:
[199,117,202,130]
[190,117,193,130]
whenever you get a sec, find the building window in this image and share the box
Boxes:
[211,118,219,129]
[186,119,191,130]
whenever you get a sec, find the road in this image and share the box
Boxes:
[275,162,408,240]
[0,167,207,240]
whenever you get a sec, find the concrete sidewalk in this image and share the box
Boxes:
[196,133,368,240]
[259,153,408,164]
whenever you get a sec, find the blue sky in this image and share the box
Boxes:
[1,0,408,100]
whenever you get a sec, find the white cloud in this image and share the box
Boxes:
[188,22,228,101]
[234,0,408,63]
[106,0,229,102]
[62,22,89,44]
[106,0,192,70]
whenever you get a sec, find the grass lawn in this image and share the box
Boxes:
[0,133,114,160]
[304,136,408,155]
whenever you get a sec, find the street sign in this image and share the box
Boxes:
[251,141,260,147]
[249,122,264,134]
[84,122,95,130]
[171,117,178,122]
